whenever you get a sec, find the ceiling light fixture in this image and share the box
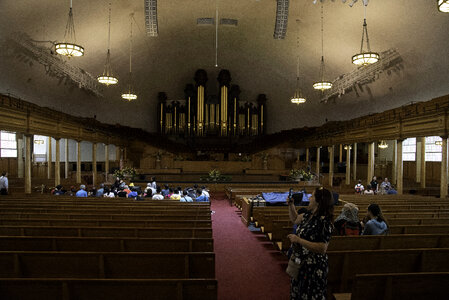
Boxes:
[121,14,137,101]
[98,3,118,86]
[438,0,449,12]
[344,145,352,150]
[313,4,332,91]
[352,3,379,66]
[55,0,84,57]
[435,140,443,146]
[291,20,306,105]
[378,140,388,149]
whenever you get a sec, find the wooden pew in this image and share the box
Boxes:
[0,212,211,220]
[350,272,449,300]
[0,278,218,300]
[327,248,449,293]
[0,219,212,228]
[0,226,213,238]
[0,251,215,279]
[0,236,214,252]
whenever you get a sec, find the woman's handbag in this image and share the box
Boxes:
[286,256,306,279]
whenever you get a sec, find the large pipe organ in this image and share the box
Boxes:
[157,69,267,137]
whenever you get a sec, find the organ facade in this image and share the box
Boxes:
[157,69,267,137]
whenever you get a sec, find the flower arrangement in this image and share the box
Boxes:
[114,167,138,180]
[289,169,314,181]
[200,169,232,182]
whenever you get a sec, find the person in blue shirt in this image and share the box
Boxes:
[127,187,138,199]
[96,184,104,197]
[362,203,388,235]
[76,185,88,197]
[161,184,170,197]
[195,189,209,202]
[180,190,193,202]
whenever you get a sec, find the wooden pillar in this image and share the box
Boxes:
[353,142,357,181]
[25,135,32,194]
[54,138,60,187]
[17,135,24,178]
[47,136,52,179]
[339,144,343,163]
[345,145,351,185]
[92,142,97,186]
[367,142,375,185]
[119,147,124,170]
[392,140,397,185]
[328,146,334,187]
[416,138,421,183]
[396,139,403,195]
[105,144,109,175]
[440,137,448,198]
[116,146,120,162]
[420,137,426,188]
[76,141,81,184]
[65,138,69,179]
[316,147,321,180]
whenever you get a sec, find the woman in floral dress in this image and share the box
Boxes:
[287,187,334,300]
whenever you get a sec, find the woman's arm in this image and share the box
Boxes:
[287,234,328,254]
[288,202,303,224]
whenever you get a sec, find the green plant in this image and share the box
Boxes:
[114,167,138,180]
[200,169,232,182]
[289,169,314,181]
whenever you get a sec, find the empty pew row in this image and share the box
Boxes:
[0,251,215,279]
[0,208,211,215]
[0,278,217,300]
[0,219,212,228]
[327,248,449,293]
[0,236,214,252]
[0,226,213,238]
[350,272,449,300]
[0,212,211,220]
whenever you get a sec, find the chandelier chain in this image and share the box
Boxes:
[129,14,133,74]
[107,3,111,50]
[320,3,325,81]
[215,0,218,67]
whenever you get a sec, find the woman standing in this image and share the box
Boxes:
[287,187,334,300]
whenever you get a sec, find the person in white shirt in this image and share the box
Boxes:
[152,186,164,200]
[103,187,116,198]
[354,180,364,194]
[151,177,157,189]
[0,171,9,195]
[363,185,374,195]
[201,186,210,199]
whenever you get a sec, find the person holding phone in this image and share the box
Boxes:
[287,187,334,300]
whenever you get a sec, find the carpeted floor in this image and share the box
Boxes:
[211,194,290,300]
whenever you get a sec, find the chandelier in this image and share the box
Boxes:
[439,0,449,12]
[435,140,443,146]
[291,20,306,105]
[98,3,118,86]
[55,0,84,57]
[352,3,379,66]
[378,140,388,149]
[121,14,137,101]
[344,145,352,150]
[313,4,332,91]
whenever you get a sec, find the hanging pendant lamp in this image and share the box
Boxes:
[98,3,118,86]
[352,3,379,66]
[55,0,84,57]
[121,14,137,101]
[438,0,449,12]
[378,140,388,149]
[291,20,306,105]
[313,4,332,91]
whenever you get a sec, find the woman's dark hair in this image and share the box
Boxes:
[368,203,388,226]
[313,187,335,222]
[104,187,110,194]
[156,186,161,193]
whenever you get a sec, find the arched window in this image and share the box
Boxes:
[0,131,17,158]
[425,136,442,162]
[402,138,416,161]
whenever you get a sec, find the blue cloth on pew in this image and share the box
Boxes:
[262,192,290,204]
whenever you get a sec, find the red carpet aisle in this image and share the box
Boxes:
[211,194,290,300]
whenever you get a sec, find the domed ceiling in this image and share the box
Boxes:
[0,0,448,133]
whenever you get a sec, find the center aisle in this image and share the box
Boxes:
[211,194,290,300]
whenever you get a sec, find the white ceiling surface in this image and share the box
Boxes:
[0,0,448,134]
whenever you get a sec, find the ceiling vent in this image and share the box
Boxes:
[197,18,215,25]
[220,18,238,26]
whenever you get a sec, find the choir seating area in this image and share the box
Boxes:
[0,195,217,300]
[227,189,449,299]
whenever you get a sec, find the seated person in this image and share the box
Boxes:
[166,188,174,199]
[96,184,105,197]
[363,185,375,195]
[135,190,145,201]
[127,187,138,198]
[362,204,388,235]
[180,190,193,202]
[75,185,88,197]
[54,185,65,196]
[144,188,153,198]
[379,177,392,195]
[354,180,365,194]
[161,184,170,197]
[117,187,128,198]
[170,188,181,200]
[201,186,210,200]
[370,176,379,194]
[152,186,164,200]
[103,187,115,198]
[123,185,131,195]
[334,203,362,235]
[187,186,197,199]
[195,189,209,202]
